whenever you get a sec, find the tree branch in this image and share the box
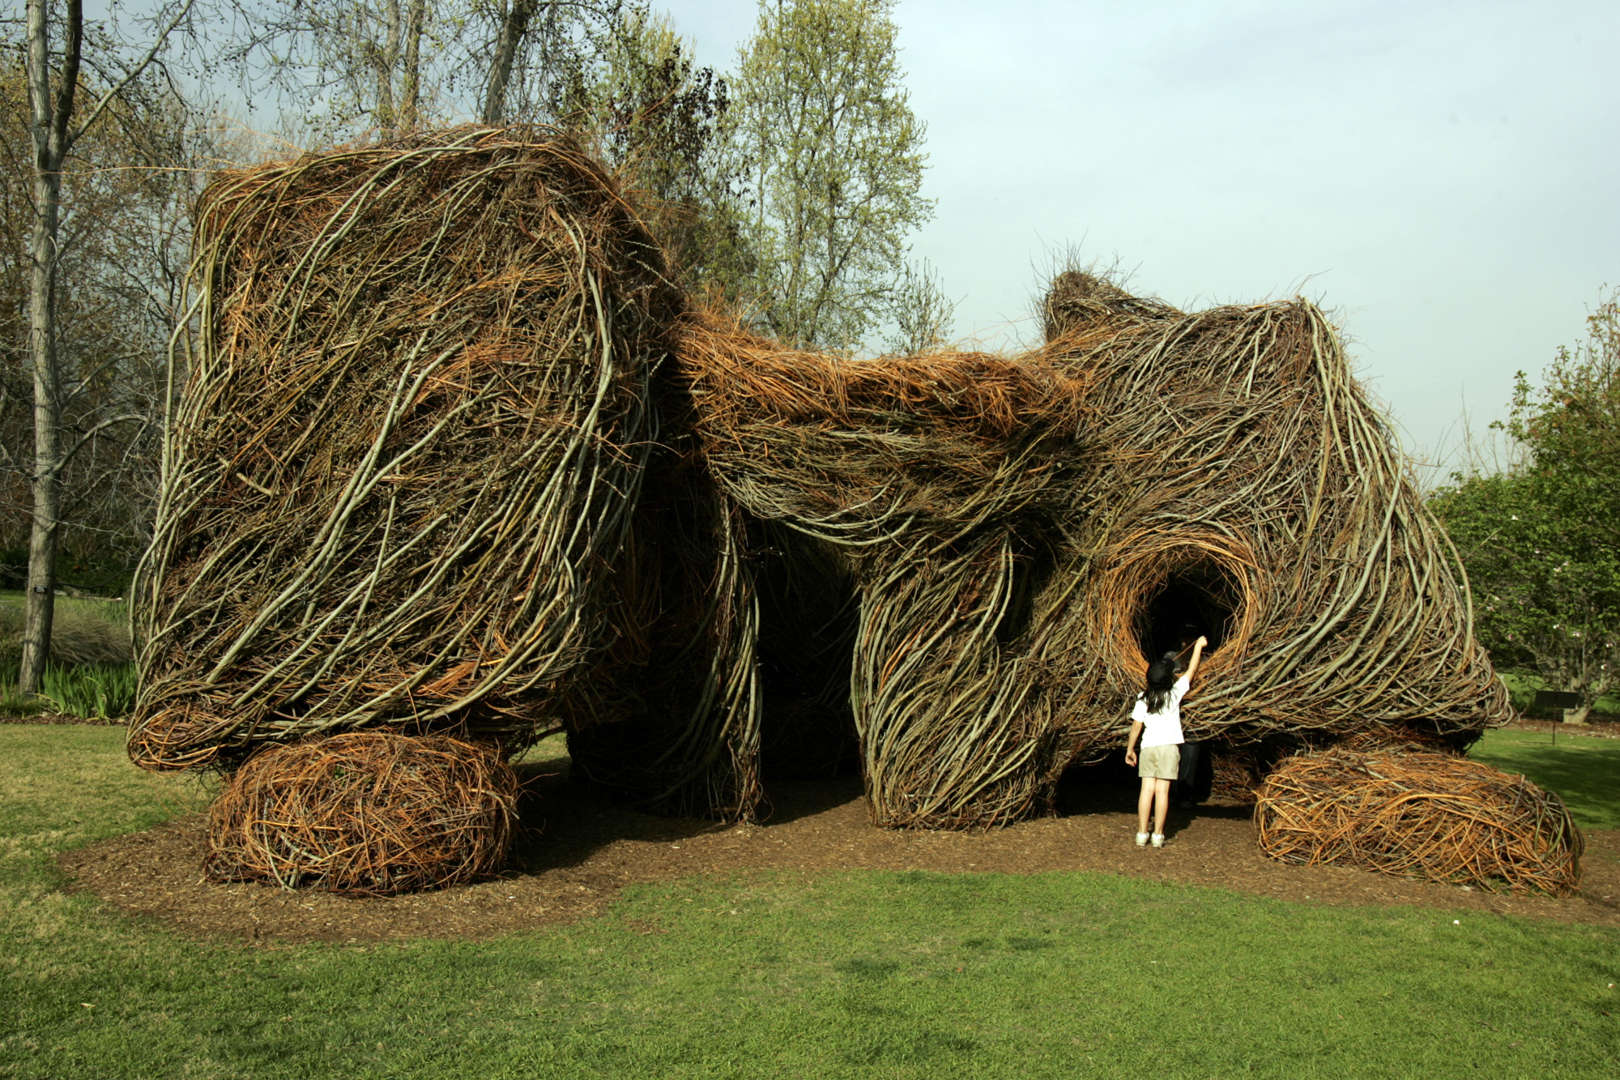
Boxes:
[65,0,197,155]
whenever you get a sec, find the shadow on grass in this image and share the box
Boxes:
[1472,733,1620,831]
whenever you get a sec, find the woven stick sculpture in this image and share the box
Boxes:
[676,312,1098,825]
[1042,272,1510,760]
[1253,748,1582,895]
[206,732,518,895]
[676,276,1511,826]
[130,126,1520,867]
[129,128,683,770]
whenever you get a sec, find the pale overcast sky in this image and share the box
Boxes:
[669,0,1620,472]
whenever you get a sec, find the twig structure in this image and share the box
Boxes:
[1253,747,1582,895]
[130,130,1533,893]
[129,128,684,770]
[1042,271,1508,755]
[676,312,1096,825]
[206,732,517,895]
[676,277,1511,826]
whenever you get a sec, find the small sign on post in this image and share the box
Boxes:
[1529,689,1583,744]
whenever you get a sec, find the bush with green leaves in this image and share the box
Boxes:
[1431,288,1620,720]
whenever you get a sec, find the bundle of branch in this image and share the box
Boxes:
[1253,747,1583,895]
[678,312,1098,825]
[1044,272,1511,762]
[848,533,1092,826]
[205,732,517,895]
[129,127,682,771]
[1208,746,1266,805]
[678,310,1091,553]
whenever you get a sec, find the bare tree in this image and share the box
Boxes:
[307,0,429,132]
[18,0,194,691]
[476,0,621,125]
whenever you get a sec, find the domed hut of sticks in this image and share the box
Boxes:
[674,275,1511,829]
[130,128,1547,896]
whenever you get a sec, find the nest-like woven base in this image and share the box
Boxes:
[1253,747,1582,895]
[205,732,517,895]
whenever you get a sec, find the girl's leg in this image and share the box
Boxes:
[1137,778,1155,835]
[1152,778,1172,835]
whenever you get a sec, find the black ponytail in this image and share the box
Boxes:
[1142,654,1179,714]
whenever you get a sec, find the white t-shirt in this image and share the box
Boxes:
[1131,674,1189,748]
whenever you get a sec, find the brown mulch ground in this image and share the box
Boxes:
[59,755,1619,946]
[2,711,121,725]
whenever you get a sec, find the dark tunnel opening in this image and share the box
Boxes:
[1134,559,1242,664]
[752,523,863,781]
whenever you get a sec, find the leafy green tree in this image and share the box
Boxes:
[1430,289,1620,723]
[726,0,933,350]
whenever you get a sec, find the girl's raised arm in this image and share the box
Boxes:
[1184,636,1209,681]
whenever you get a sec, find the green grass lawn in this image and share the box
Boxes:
[1469,727,1620,830]
[1,725,1616,1079]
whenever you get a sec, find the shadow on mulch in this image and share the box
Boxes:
[58,753,1620,947]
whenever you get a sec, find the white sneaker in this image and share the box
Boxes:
[1134,832,1150,847]
[1151,833,1166,848]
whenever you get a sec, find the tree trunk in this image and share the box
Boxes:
[373,0,401,131]
[399,0,426,130]
[481,0,540,124]
[21,166,63,694]
[20,0,80,694]
[1562,703,1590,725]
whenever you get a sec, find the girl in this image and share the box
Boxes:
[1124,635,1207,847]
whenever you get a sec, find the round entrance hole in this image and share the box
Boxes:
[1135,557,1244,660]
[1090,533,1258,680]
